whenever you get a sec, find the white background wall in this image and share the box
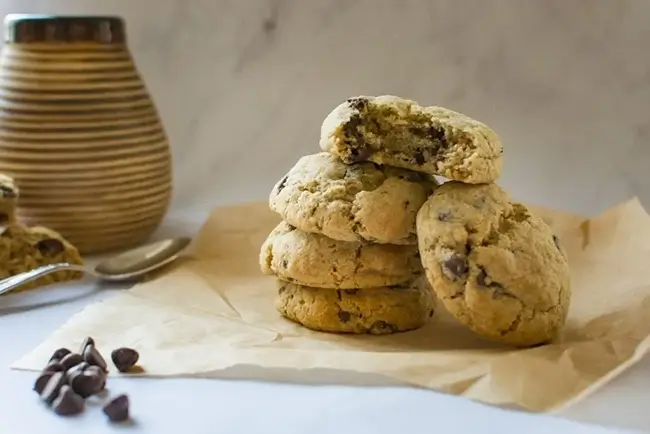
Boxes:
[1,0,649,217]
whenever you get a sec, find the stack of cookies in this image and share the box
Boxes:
[261,95,571,347]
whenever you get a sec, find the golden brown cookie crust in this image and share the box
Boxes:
[320,95,502,184]
[269,152,437,245]
[260,221,423,289]
[275,278,436,334]
[416,181,571,347]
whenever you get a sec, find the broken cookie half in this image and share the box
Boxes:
[0,224,84,294]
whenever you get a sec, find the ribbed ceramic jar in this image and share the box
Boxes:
[0,14,172,254]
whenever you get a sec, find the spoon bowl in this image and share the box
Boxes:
[0,236,192,296]
[94,237,192,281]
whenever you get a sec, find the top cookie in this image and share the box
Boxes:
[270,152,437,245]
[416,181,571,347]
[320,95,502,184]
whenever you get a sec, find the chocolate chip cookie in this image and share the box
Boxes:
[0,174,18,225]
[269,152,437,245]
[0,224,84,294]
[260,221,422,289]
[320,95,502,184]
[275,278,436,334]
[416,181,570,347]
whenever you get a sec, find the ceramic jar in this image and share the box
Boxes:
[0,14,172,254]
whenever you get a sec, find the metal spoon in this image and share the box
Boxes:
[0,236,192,296]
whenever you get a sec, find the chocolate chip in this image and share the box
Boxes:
[78,336,95,354]
[33,372,53,394]
[0,213,8,225]
[429,309,435,318]
[48,347,71,363]
[337,311,351,322]
[476,268,489,287]
[52,385,84,416]
[85,365,107,391]
[437,211,451,222]
[476,267,506,292]
[346,97,368,111]
[280,259,288,268]
[427,125,446,143]
[0,184,16,198]
[34,238,64,255]
[441,254,468,280]
[413,150,425,165]
[83,345,108,372]
[40,371,66,405]
[276,175,288,193]
[70,370,104,398]
[66,361,89,379]
[370,320,398,334]
[103,394,130,423]
[43,361,65,373]
[342,115,371,162]
[552,235,561,250]
[59,352,83,371]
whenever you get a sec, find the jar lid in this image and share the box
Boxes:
[3,14,126,44]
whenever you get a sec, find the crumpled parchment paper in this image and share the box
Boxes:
[12,198,650,412]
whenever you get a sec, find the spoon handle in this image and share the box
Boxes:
[0,263,87,296]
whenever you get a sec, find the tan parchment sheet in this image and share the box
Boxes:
[12,199,650,413]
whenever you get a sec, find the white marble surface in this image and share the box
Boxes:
[1,1,650,433]
[2,0,650,215]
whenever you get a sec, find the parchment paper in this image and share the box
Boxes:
[12,198,650,413]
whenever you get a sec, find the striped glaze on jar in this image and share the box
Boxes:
[0,14,172,254]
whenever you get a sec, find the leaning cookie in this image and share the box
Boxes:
[275,278,436,334]
[320,95,502,184]
[260,221,422,289]
[270,153,437,245]
[416,181,571,347]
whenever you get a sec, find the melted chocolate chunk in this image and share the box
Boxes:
[476,267,506,293]
[276,175,288,193]
[0,213,8,225]
[437,211,451,221]
[35,238,64,255]
[413,150,425,165]
[0,184,16,198]
[441,254,468,280]
[337,310,351,322]
[342,115,371,162]
[427,125,446,143]
[346,97,368,111]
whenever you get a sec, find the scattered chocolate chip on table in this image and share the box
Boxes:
[30,336,139,423]
[111,347,139,373]
[103,394,130,423]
